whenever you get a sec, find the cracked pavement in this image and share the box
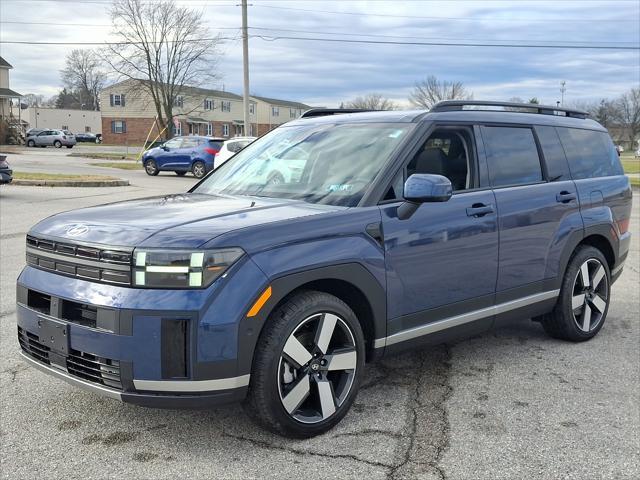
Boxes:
[1,151,639,479]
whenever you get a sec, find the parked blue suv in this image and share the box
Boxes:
[17,101,632,438]
[142,135,224,178]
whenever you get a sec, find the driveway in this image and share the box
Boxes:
[0,155,638,479]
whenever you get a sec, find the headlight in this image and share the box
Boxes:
[132,248,244,288]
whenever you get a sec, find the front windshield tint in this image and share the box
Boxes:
[194,122,412,206]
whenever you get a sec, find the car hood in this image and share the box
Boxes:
[30,193,341,248]
[142,147,161,157]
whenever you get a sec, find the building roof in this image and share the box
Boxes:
[0,57,13,69]
[251,95,310,109]
[105,79,243,100]
[0,87,22,98]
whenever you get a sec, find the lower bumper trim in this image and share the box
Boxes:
[133,374,250,393]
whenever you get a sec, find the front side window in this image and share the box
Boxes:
[194,123,412,207]
[481,126,542,187]
[164,137,183,149]
[556,127,623,179]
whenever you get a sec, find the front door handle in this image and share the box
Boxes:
[556,191,577,203]
[466,203,494,217]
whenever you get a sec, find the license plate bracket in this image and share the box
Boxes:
[38,316,69,355]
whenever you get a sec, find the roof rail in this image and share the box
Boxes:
[430,100,589,119]
[300,108,379,119]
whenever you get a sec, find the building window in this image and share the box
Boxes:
[222,124,229,137]
[249,103,255,115]
[207,123,213,136]
[204,99,214,110]
[111,94,125,107]
[85,126,91,132]
[290,108,297,118]
[249,124,255,136]
[174,96,184,108]
[221,101,231,112]
[111,120,126,134]
[272,106,279,117]
[61,125,69,131]
[173,121,182,136]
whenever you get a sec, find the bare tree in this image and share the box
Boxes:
[615,88,640,149]
[408,75,472,109]
[61,49,106,110]
[103,0,221,138]
[345,93,397,110]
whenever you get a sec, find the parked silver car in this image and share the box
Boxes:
[26,129,76,148]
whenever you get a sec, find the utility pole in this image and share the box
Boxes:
[560,81,566,106]
[241,0,250,136]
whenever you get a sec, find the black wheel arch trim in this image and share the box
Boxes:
[237,262,387,376]
[555,222,618,290]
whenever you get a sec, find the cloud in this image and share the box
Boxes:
[0,0,637,107]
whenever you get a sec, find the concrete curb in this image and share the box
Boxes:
[11,179,130,187]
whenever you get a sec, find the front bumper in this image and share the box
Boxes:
[16,259,269,408]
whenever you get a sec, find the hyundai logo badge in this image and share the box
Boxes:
[66,224,89,237]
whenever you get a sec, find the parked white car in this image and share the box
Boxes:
[214,136,256,168]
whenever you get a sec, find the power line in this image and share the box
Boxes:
[2,34,637,50]
[254,4,640,24]
[251,35,640,50]
[248,26,638,46]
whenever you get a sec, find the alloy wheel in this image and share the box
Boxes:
[145,160,157,175]
[571,258,608,332]
[278,312,357,424]
[193,162,205,178]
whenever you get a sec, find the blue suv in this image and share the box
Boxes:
[17,101,632,438]
[142,136,224,178]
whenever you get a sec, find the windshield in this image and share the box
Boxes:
[194,122,412,206]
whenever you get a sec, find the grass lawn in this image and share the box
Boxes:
[89,162,141,170]
[13,172,119,181]
[620,155,640,175]
[68,152,139,161]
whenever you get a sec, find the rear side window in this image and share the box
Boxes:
[556,128,624,179]
[208,140,223,150]
[535,125,570,181]
[481,126,543,187]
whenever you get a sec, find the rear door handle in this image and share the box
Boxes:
[466,203,494,217]
[556,191,577,203]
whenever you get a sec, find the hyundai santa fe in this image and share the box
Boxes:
[17,101,632,438]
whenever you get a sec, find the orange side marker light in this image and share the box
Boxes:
[247,286,272,317]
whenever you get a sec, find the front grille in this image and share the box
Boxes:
[26,235,132,286]
[18,327,50,364]
[66,349,122,389]
[18,327,122,390]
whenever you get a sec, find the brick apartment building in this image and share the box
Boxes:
[100,79,310,145]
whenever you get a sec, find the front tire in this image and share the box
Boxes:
[243,291,365,438]
[541,246,611,342]
[192,160,206,179]
[27,140,35,147]
[144,159,159,176]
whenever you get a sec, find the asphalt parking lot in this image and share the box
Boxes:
[1,149,639,479]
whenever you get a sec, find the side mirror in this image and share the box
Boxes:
[161,145,169,151]
[398,174,452,220]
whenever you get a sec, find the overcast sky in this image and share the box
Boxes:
[0,0,638,107]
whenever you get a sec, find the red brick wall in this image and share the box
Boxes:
[102,117,276,144]
[101,117,162,145]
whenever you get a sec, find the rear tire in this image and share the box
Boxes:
[243,291,365,438]
[541,246,611,342]
[144,159,159,176]
[54,140,62,148]
[192,160,206,179]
